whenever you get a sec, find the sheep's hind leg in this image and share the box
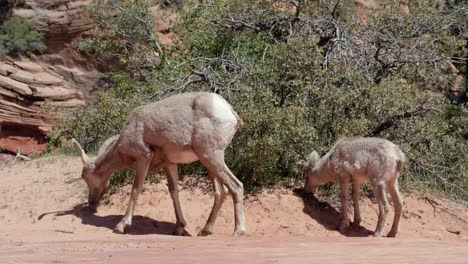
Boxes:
[198,177,228,236]
[387,179,403,237]
[197,150,245,236]
[372,182,389,237]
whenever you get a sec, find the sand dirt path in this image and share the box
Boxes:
[1,156,467,263]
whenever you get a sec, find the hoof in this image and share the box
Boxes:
[86,207,97,214]
[113,228,125,234]
[339,222,350,233]
[197,228,213,237]
[372,232,383,238]
[113,223,128,234]
[387,231,397,238]
[174,227,191,236]
[233,230,245,237]
[351,221,361,230]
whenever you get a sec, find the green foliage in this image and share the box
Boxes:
[51,0,467,199]
[49,73,146,152]
[72,0,165,75]
[0,17,46,57]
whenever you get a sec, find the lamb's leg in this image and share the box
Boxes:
[387,179,403,237]
[114,159,151,234]
[372,182,389,237]
[163,164,189,236]
[198,150,245,236]
[339,180,350,232]
[351,181,362,229]
[198,177,228,236]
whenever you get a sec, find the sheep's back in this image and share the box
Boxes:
[329,137,404,181]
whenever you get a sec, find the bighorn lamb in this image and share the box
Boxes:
[304,137,405,237]
[72,92,245,236]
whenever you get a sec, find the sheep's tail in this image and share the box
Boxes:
[396,160,404,173]
[396,147,406,173]
[216,93,243,129]
[232,109,244,129]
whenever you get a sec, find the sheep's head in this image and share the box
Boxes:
[72,139,109,212]
[304,151,321,192]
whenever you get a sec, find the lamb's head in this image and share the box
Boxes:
[303,151,322,192]
[72,139,109,211]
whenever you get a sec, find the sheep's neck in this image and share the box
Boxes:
[316,154,339,184]
[93,144,122,181]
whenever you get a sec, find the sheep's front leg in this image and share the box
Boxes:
[339,180,350,232]
[351,181,362,229]
[114,159,151,234]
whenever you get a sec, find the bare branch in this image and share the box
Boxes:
[368,107,442,137]
[111,2,165,59]
[412,159,468,197]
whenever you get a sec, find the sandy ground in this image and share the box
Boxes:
[1,155,468,263]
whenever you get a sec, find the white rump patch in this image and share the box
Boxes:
[210,94,237,125]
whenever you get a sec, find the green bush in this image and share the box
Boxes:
[49,73,146,152]
[0,17,46,57]
[50,0,468,199]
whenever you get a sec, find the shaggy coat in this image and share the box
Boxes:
[304,137,405,237]
[73,92,245,236]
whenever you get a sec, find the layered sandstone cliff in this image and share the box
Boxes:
[0,0,99,154]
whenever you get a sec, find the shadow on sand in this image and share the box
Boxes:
[293,188,373,237]
[38,203,189,236]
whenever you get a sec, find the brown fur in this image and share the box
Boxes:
[73,92,245,236]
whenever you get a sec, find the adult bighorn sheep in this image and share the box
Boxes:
[304,137,405,237]
[72,92,245,236]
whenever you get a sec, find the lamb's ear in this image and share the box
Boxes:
[71,138,91,166]
[309,151,319,161]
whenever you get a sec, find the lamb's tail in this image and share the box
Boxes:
[396,159,404,173]
[396,147,406,173]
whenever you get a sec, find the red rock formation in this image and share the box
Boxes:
[0,55,100,154]
[13,0,95,52]
[1,0,100,155]
[0,1,180,156]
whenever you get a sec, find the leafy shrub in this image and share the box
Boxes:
[0,17,46,57]
[49,73,146,152]
[51,0,468,199]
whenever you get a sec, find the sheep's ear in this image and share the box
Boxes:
[71,138,92,166]
[309,151,319,161]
